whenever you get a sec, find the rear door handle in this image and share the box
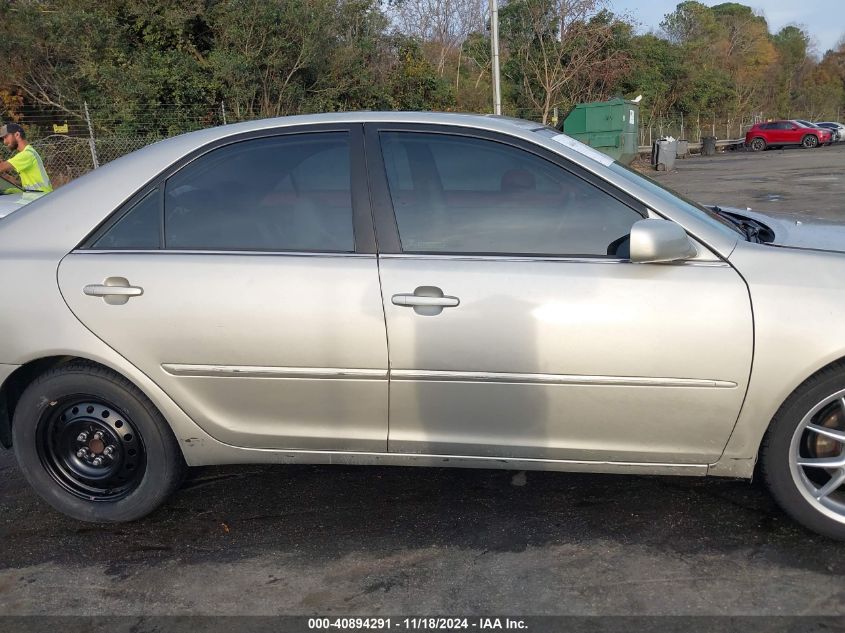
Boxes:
[84,285,143,297]
[391,294,459,308]
[84,277,143,305]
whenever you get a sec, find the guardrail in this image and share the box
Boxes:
[637,138,745,154]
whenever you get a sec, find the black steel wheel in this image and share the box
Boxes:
[13,362,185,522]
[36,398,146,501]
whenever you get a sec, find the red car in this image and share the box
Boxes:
[745,120,831,151]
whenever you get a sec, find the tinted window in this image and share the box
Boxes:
[379,132,642,256]
[759,123,774,130]
[164,133,354,251]
[92,188,161,249]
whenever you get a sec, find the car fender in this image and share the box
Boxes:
[710,241,845,477]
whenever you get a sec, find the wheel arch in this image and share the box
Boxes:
[763,356,845,443]
[0,356,140,448]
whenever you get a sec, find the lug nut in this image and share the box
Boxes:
[76,448,88,458]
[103,446,114,457]
[76,432,89,443]
[93,431,104,441]
[92,457,104,467]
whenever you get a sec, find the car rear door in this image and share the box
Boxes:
[366,124,753,465]
[762,122,781,143]
[58,125,389,451]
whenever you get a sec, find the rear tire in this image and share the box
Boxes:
[749,137,767,152]
[761,366,845,539]
[12,362,185,522]
[802,134,819,149]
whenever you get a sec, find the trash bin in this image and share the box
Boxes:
[652,138,678,171]
[562,97,639,165]
[701,136,717,156]
[676,139,690,159]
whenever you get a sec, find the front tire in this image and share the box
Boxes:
[802,134,819,149]
[761,367,845,539]
[12,362,185,522]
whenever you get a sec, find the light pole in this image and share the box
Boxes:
[490,0,502,115]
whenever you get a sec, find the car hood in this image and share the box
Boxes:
[714,206,845,252]
[0,191,46,218]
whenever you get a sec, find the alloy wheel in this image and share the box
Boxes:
[789,389,845,524]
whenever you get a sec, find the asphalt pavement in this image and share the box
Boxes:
[650,142,845,220]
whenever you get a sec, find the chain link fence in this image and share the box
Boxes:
[2,103,844,188]
[0,100,225,188]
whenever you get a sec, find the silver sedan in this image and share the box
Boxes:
[2,112,845,538]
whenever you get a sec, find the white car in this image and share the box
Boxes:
[816,122,845,142]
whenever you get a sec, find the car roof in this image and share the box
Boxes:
[214,111,550,134]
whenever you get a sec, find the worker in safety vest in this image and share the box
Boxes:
[0,123,52,193]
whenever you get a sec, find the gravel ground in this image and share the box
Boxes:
[3,143,845,620]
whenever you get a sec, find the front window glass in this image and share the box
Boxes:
[530,128,744,238]
[380,132,643,256]
[605,162,743,237]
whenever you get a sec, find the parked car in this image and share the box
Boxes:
[745,120,831,150]
[0,174,46,218]
[794,119,836,145]
[815,122,845,142]
[5,112,845,539]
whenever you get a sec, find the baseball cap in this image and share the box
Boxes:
[0,123,24,137]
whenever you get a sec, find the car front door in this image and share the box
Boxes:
[782,122,802,144]
[366,125,752,464]
[58,126,389,451]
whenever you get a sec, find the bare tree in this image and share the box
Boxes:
[390,0,487,74]
[503,0,626,124]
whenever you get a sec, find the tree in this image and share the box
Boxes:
[771,26,810,116]
[660,0,718,45]
[500,0,626,124]
[388,0,486,75]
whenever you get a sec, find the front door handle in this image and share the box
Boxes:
[392,286,459,316]
[84,277,143,305]
[391,294,459,308]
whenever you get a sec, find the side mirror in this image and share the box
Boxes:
[629,218,697,263]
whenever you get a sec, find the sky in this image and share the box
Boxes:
[608,0,842,56]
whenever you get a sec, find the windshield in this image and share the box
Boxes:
[531,127,744,238]
[0,172,24,194]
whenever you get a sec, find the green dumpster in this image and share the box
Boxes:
[562,97,639,165]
